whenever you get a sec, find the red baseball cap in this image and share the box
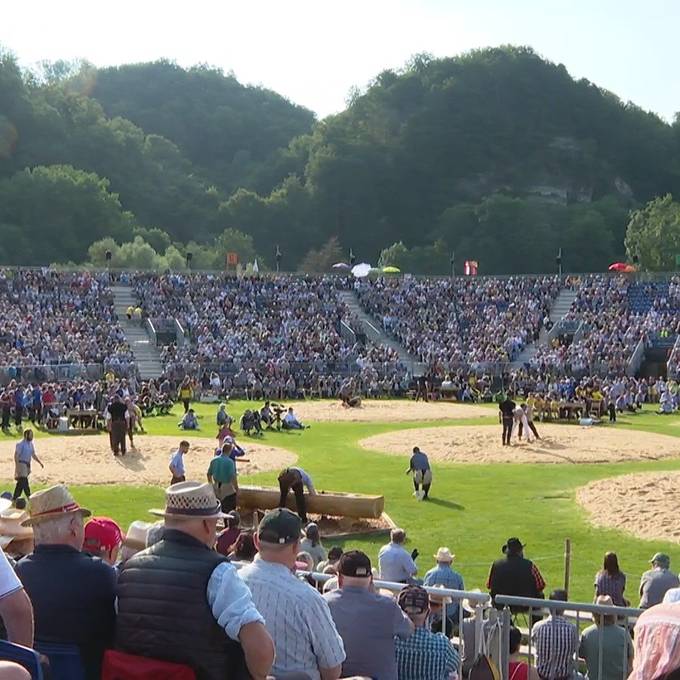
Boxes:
[84,516,123,553]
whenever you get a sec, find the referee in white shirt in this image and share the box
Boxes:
[13,429,43,502]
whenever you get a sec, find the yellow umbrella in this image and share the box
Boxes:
[382,266,401,273]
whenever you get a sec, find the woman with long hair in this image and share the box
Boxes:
[595,551,628,606]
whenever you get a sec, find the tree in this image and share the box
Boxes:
[378,242,409,269]
[625,194,680,270]
[298,236,343,272]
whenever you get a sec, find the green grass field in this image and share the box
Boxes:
[3,400,680,604]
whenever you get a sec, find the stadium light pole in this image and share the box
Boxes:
[186,251,193,270]
[556,248,562,277]
[349,248,356,268]
[450,251,455,279]
[275,245,282,273]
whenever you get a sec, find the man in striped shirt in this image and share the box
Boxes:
[531,589,578,680]
[239,508,345,680]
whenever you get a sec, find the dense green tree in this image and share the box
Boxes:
[298,236,343,272]
[625,194,680,271]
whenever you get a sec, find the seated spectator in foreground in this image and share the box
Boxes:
[508,626,539,680]
[82,516,123,566]
[117,481,274,680]
[595,551,628,606]
[228,531,257,562]
[379,528,418,584]
[639,552,680,609]
[239,508,346,680]
[179,408,199,430]
[531,589,578,680]
[0,502,34,561]
[282,407,307,430]
[629,602,680,679]
[579,595,633,680]
[116,520,153,571]
[487,537,545,610]
[0,543,33,647]
[395,585,459,680]
[216,510,241,556]
[324,550,413,680]
[300,522,327,569]
[15,484,117,680]
[424,547,464,624]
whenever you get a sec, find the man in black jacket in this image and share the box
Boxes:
[498,395,516,446]
[487,537,546,611]
[116,481,274,680]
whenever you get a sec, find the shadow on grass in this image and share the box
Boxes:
[426,497,465,511]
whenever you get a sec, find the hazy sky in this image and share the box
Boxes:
[2,0,678,122]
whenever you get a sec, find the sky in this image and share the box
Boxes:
[1,0,678,122]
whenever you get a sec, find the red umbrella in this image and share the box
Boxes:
[609,262,631,272]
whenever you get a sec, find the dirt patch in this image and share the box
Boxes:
[0,435,296,486]
[359,424,680,464]
[290,400,490,423]
[578,472,680,543]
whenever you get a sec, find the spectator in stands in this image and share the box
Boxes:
[0,542,33,647]
[639,552,680,609]
[300,522,327,569]
[395,584,459,680]
[0,503,34,561]
[508,626,539,680]
[487,537,545,609]
[424,547,464,624]
[324,550,413,679]
[216,511,241,556]
[578,595,633,680]
[629,602,680,679]
[531,589,578,680]
[228,531,257,562]
[117,481,274,680]
[595,551,628,606]
[82,516,123,566]
[379,528,418,584]
[15,484,117,680]
[239,508,346,680]
[317,546,343,574]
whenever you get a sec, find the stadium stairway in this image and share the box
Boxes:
[339,290,425,376]
[111,285,164,381]
[510,286,579,369]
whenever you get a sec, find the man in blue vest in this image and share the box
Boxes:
[116,481,274,680]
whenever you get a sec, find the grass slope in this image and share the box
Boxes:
[3,400,680,603]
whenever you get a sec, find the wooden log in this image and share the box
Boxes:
[238,485,385,519]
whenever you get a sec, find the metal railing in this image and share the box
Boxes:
[627,338,646,376]
[495,595,641,680]
[0,363,109,385]
[145,318,157,347]
[668,335,680,379]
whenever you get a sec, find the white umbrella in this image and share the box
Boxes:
[351,262,372,278]
[332,262,350,270]
[253,259,259,273]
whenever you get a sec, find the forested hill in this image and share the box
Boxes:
[90,61,315,195]
[0,45,678,272]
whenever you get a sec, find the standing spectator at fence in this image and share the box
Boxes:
[578,595,633,680]
[12,429,43,502]
[395,585,459,680]
[169,440,190,485]
[595,552,628,607]
[424,547,464,624]
[324,550,413,680]
[487,537,545,608]
[639,552,680,609]
[379,528,418,584]
[117,481,274,680]
[16,485,117,680]
[106,395,128,456]
[531,589,578,680]
[239,508,345,680]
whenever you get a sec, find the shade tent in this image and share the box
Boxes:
[608,262,636,273]
[382,266,401,273]
[351,263,372,278]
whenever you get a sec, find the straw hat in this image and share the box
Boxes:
[429,584,453,605]
[0,507,33,548]
[433,547,455,563]
[149,481,228,520]
[122,520,153,552]
[21,484,91,527]
[462,588,490,614]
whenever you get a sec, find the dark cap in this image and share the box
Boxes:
[503,537,525,554]
[398,585,430,615]
[258,508,302,545]
[338,550,372,577]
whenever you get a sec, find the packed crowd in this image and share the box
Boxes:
[354,276,559,371]
[0,270,134,378]
[1,480,678,680]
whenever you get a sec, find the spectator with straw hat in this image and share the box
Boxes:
[15,484,116,680]
[424,547,464,624]
[116,481,273,680]
[0,501,34,561]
